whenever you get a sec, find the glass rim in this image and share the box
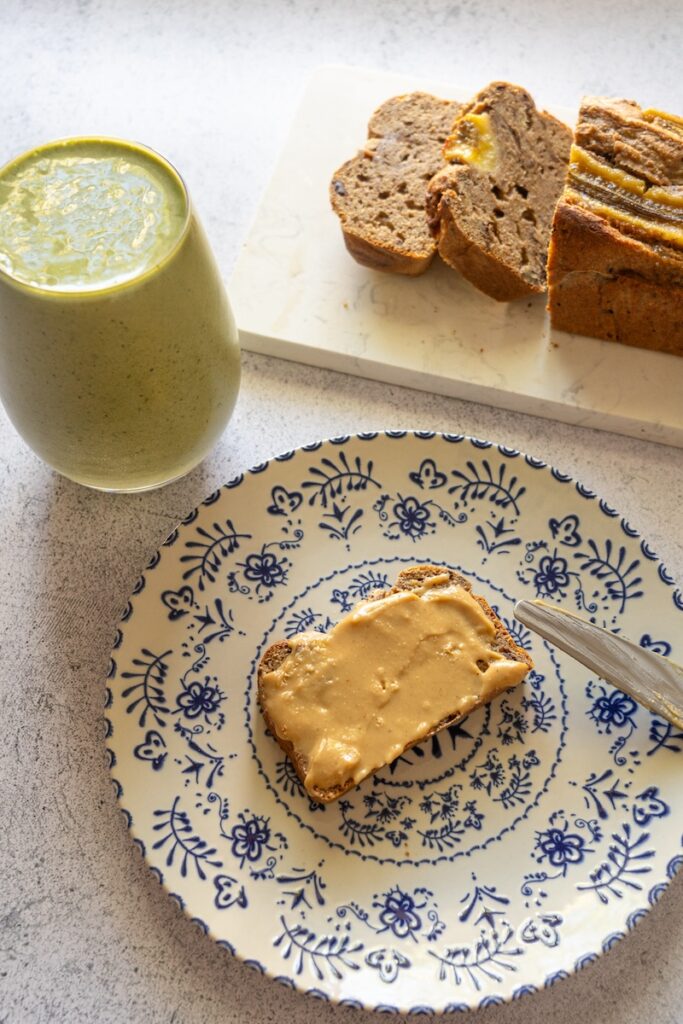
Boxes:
[0,135,193,299]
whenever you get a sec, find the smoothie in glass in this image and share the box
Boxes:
[0,138,240,491]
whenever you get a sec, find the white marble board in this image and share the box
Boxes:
[229,65,683,448]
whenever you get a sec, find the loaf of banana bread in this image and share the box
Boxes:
[547,97,683,355]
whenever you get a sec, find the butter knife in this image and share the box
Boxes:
[514,598,683,729]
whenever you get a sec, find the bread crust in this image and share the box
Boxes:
[257,565,533,804]
[574,96,683,185]
[337,218,434,276]
[548,200,683,356]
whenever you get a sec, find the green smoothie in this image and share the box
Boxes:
[0,138,240,490]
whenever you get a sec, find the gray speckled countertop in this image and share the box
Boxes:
[1,2,682,1022]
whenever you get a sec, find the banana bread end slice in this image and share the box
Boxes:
[330,92,462,276]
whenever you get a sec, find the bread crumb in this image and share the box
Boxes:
[343,301,349,309]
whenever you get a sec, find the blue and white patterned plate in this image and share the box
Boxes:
[105,432,683,1013]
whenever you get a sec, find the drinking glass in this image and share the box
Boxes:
[0,137,240,491]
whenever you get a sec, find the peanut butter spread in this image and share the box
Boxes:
[443,113,497,172]
[260,574,529,792]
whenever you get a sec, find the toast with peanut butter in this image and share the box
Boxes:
[257,565,533,804]
[426,82,572,300]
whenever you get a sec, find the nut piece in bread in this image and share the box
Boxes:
[547,97,683,355]
[258,565,533,804]
[426,82,572,301]
[330,92,462,276]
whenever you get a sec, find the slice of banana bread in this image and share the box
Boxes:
[426,82,572,301]
[330,93,462,276]
[547,97,683,355]
[258,564,533,804]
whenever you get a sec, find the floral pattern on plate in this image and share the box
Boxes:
[105,433,683,1012]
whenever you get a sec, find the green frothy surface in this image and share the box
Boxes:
[0,139,187,290]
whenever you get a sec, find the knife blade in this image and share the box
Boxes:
[514,598,683,729]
